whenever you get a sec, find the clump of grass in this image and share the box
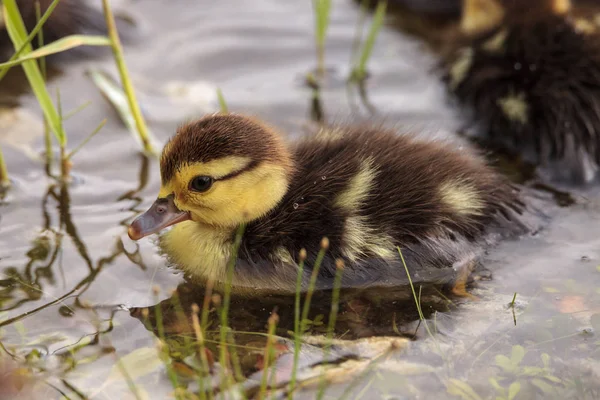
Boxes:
[101,0,156,156]
[312,0,332,80]
[4,0,67,180]
[349,0,387,82]
[2,0,111,182]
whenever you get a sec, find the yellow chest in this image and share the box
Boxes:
[160,221,232,282]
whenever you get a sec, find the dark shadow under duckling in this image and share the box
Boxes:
[440,0,600,185]
[128,114,539,296]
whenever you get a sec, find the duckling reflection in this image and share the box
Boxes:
[129,113,537,296]
[441,0,600,184]
[128,279,472,382]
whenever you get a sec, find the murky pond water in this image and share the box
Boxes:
[1,0,599,399]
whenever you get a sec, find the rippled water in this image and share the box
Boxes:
[1,1,599,399]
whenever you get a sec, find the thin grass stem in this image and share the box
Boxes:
[287,248,307,399]
[101,0,156,155]
[350,0,387,82]
[317,259,344,399]
[300,238,329,336]
[67,119,107,159]
[192,303,214,400]
[216,88,229,113]
[219,224,246,393]
[257,312,279,400]
[312,0,332,79]
[0,144,9,189]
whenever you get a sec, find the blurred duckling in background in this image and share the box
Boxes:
[441,0,600,184]
[0,0,132,62]
[128,114,533,295]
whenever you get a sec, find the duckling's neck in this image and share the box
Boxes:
[160,221,235,282]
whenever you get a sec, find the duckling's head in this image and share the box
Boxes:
[128,114,294,240]
[460,0,571,36]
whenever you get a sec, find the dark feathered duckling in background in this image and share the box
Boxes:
[441,0,600,184]
[128,114,532,296]
[0,0,130,62]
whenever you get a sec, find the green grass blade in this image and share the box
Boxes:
[216,88,229,113]
[101,0,156,156]
[314,0,332,47]
[0,35,110,69]
[0,143,9,189]
[352,0,387,82]
[67,119,107,159]
[3,0,66,145]
[288,249,306,399]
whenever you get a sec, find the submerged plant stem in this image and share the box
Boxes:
[101,0,155,155]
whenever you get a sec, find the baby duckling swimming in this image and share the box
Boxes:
[441,0,600,184]
[129,114,529,295]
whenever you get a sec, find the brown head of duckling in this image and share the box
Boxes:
[128,114,294,240]
[443,0,600,183]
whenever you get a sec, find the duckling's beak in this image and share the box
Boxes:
[128,195,191,240]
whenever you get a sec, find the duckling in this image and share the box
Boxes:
[128,114,530,295]
[440,0,600,184]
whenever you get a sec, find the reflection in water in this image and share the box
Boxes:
[0,153,152,396]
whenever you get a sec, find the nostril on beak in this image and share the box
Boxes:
[156,204,167,214]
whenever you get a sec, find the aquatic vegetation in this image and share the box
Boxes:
[312,0,332,80]
[0,144,8,190]
[216,88,229,113]
[349,0,387,82]
[100,0,155,156]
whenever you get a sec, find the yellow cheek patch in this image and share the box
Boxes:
[440,181,485,216]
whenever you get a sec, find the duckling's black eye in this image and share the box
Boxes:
[190,176,213,192]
